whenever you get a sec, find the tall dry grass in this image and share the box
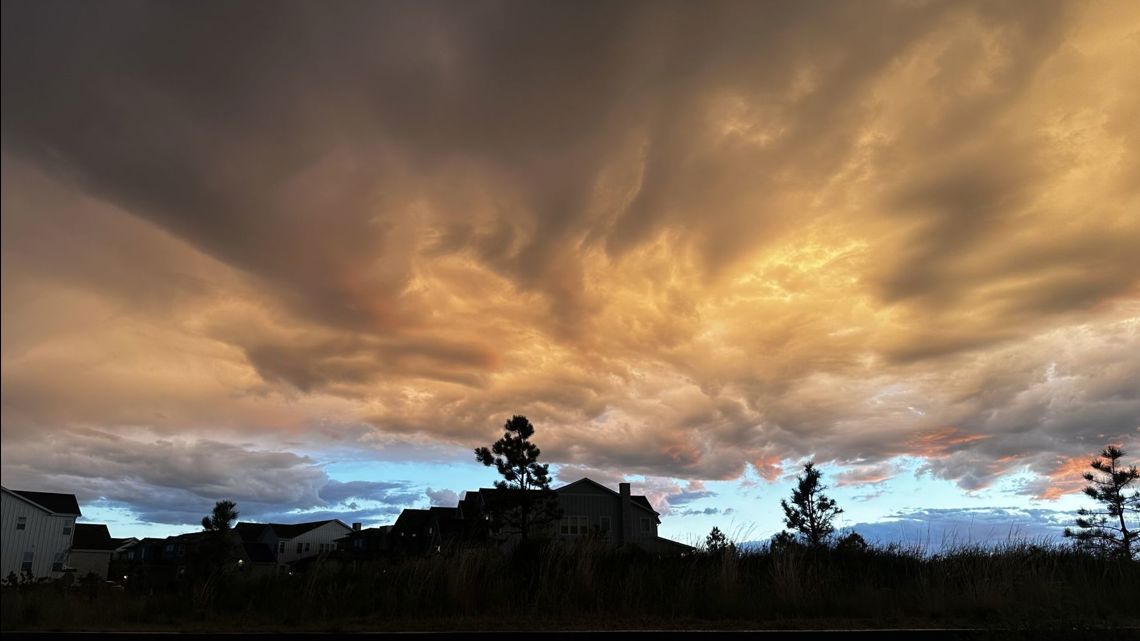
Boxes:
[3,538,1137,631]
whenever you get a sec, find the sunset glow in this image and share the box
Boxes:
[2,0,1138,544]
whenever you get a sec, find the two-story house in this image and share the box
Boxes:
[69,523,136,580]
[389,478,693,555]
[235,519,353,568]
[1,486,82,580]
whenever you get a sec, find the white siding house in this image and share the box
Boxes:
[235,519,352,567]
[274,520,353,565]
[1,487,82,580]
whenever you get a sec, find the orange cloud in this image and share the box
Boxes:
[903,427,992,459]
[1038,455,1095,500]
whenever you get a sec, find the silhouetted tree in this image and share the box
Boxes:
[195,500,241,580]
[201,499,238,532]
[475,415,562,543]
[1063,446,1139,560]
[705,526,735,555]
[780,462,843,547]
[835,531,868,553]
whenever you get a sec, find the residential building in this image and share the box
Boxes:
[69,523,136,580]
[365,478,693,557]
[235,519,353,567]
[1,486,82,580]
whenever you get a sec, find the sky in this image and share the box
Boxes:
[1,0,1138,547]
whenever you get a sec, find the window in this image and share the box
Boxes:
[21,552,33,573]
[296,542,303,553]
[164,543,174,553]
[52,552,66,572]
[640,518,652,534]
[16,516,27,531]
[599,516,611,533]
[304,542,310,552]
[63,524,72,536]
[178,545,186,557]
[560,515,588,535]
[278,542,285,554]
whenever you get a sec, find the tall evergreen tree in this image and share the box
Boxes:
[475,415,562,543]
[780,462,843,547]
[705,526,735,555]
[1063,446,1139,560]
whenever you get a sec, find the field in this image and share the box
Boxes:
[2,538,1137,633]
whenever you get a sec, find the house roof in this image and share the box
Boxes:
[235,522,270,542]
[269,520,347,539]
[392,509,431,532]
[555,478,661,519]
[5,488,82,516]
[72,523,116,550]
[234,519,349,540]
[652,536,697,554]
[335,525,391,542]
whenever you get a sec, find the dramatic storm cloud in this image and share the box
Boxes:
[2,0,1138,536]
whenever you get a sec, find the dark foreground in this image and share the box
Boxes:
[3,540,1137,635]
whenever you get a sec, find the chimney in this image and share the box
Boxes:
[352,522,362,532]
[619,482,633,546]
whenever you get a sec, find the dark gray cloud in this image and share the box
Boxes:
[0,428,423,526]
[318,480,420,506]
[1,0,1137,516]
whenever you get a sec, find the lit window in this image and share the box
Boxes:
[16,517,27,531]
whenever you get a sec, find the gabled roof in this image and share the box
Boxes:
[555,478,661,518]
[72,523,115,550]
[235,522,271,542]
[428,506,460,521]
[270,519,349,539]
[4,487,82,516]
[234,519,349,540]
[392,509,431,532]
[336,525,391,542]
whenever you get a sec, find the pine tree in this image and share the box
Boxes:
[475,415,562,543]
[780,462,843,547]
[1063,446,1139,560]
[705,526,735,555]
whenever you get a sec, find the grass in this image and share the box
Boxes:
[2,538,1137,632]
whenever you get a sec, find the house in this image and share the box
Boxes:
[466,478,692,554]
[388,507,467,554]
[336,524,391,561]
[235,519,353,567]
[69,523,136,580]
[372,478,693,556]
[1,486,82,580]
